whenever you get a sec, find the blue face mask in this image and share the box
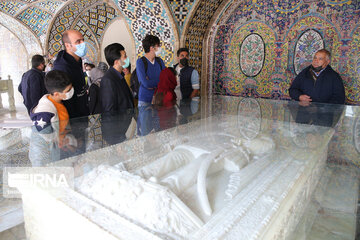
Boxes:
[122,57,130,69]
[74,42,87,58]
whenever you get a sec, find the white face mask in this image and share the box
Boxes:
[155,48,162,57]
[63,87,74,100]
[86,70,91,77]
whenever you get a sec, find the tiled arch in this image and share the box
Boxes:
[0,1,66,47]
[79,4,117,43]
[0,11,43,56]
[46,0,100,56]
[1,0,183,66]
[182,0,226,75]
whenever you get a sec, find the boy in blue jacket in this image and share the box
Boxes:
[136,35,166,106]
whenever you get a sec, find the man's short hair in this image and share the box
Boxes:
[31,55,45,69]
[45,70,72,94]
[62,31,70,47]
[142,35,160,53]
[104,43,125,67]
[177,48,189,57]
[87,63,95,69]
[316,49,331,60]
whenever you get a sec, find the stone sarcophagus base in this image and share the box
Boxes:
[17,116,335,240]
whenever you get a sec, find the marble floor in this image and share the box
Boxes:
[0,224,26,240]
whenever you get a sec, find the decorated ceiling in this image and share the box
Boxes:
[0,0,202,64]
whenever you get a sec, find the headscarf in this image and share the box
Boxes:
[97,62,109,73]
[89,67,105,86]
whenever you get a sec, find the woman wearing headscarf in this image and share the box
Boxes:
[88,67,105,114]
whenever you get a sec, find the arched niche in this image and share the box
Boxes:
[100,17,136,67]
[217,21,276,97]
[0,25,29,106]
[285,16,341,76]
[0,25,28,84]
[0,11,43,58]
[293,29,324,75]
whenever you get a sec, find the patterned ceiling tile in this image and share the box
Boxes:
[35,1,63,14]
[0,11,43,55]
[167,0,195,32]
[16,7,52,37]
[117,0,176,65]
[73,19,97,46]
[48,0,99,56]
[20,0,38,2]
[185,0,224,74]
[0,2,26,16]
[80,4,117,42]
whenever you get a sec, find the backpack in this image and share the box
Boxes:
[130,56,163,99]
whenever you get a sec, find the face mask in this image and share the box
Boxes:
[180,58,189,67]
[63,87,74,100]
[74,42,87,58]
[122,57,130,69]
[86,71,91,77]
[311,65,323,72]
[155,48,162,57]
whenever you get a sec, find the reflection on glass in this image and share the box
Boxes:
[287,102,344,149]
[2,96,360,240]
[355,116,360,154]
[237,98,261,140]
[287,102,344,128]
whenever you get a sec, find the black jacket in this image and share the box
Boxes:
[18,68,47,114]
[289,65,345,104]
[53,50,89,118]
[88,83,102,115]
[100,67,134,113]
[174,63,195,99]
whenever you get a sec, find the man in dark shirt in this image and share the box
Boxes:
[101,43,134,113]
[18,55,47,114]
[53,29,89,118]
[174,48,200,100]
[289,49,345,105]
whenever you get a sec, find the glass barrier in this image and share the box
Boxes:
[1,96,359,239]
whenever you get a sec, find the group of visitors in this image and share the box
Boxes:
[18,30,201,150]
[18,29,346,151]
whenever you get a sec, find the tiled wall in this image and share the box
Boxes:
[166,0,196,33]
[116,0,177,65]
[212,0,360,104]
[185,0,225,74]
